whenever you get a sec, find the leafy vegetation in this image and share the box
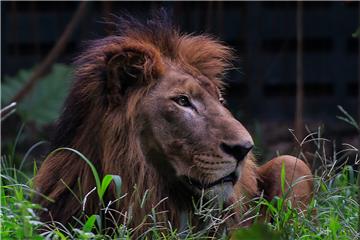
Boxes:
[2,64,72,126]
[1,122,359,239]
[1,66,359,239]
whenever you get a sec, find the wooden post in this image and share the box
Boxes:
[295,1,304,140]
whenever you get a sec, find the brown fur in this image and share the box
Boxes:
[35,13,313,235]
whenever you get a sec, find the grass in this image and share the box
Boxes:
[1,112,359,239]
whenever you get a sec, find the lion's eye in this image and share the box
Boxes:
[219,97,226,105]
[173,95,192,107]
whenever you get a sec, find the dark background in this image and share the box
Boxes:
[1,1,359,162]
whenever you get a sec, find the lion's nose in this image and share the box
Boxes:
[220,141,253,164]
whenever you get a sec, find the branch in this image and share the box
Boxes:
[12,2,88,103]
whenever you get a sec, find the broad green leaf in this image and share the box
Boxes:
[1,64,73,126]
[1,69,32,105]
[53,229,68,240]
[99,174,122,201]
[83,214,100,232]
[111,174,122,200]
[99,175,113,200]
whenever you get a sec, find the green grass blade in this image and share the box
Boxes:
[83,214,100,232]
[99,174,122,201]
[281,160,286,195]
[110,174,122,200]
[99,175,113,200]
[43,147,102,202]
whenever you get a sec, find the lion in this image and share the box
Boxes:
[35,13,313,235]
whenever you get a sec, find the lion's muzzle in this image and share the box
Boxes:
[220,141,253,165]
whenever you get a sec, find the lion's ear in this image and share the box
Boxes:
[106,44,164,98]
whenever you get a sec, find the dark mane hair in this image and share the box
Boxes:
[35,10,235,232]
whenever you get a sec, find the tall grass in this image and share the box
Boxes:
[1,110,359,239]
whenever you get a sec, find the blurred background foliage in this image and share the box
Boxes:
[1,64,73,169]
[2,64,72,126]
[1,1,359,168]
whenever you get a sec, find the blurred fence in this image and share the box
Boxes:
[1,2,359,127]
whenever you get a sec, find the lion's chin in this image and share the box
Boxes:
[181,171,239,202]
[185,180,235,203]
[204,182,234,201]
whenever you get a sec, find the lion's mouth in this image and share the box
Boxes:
[186,171,238,189]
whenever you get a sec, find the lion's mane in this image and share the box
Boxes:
[35,12,254,231]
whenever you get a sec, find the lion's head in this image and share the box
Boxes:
[35,13,257,230]
[140,61,254,199]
